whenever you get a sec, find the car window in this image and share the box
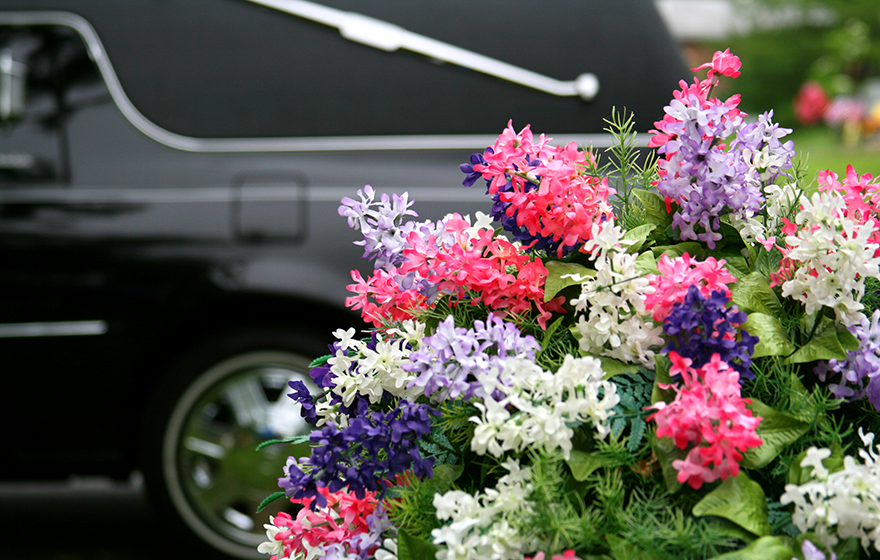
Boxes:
[0,25,91,185]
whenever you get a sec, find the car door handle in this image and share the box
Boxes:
[243,0,600,101]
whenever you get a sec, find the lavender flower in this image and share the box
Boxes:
[404,314,541,402]
[663,286,758,380]
[814,309,880,410]
[656,96,783,249]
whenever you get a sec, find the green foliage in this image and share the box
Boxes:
[600,109,660,232]
[608,369,654,453]
[692,474,772,537]
[396,529,439,560]
[256,491,286,514]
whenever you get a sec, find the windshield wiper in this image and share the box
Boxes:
[243,0,599,101]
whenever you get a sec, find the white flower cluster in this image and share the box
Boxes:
[570,220,664,366]
[780,429,880,553]
[781,191,880,327]
[469,355,619,460]
[432,459,536,560]
[321,323,425,426]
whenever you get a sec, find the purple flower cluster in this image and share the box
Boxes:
[405,314,541,402]
[279,400,438,508]
[663,285,758,380]
[462,150,572,255]
[730,110,796,183]
[814,309,880,410]
[338,184,452,273]
[656,99,793,249]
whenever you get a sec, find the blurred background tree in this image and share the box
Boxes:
[694,0,880,174]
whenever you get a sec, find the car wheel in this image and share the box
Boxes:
[141,328,323,559]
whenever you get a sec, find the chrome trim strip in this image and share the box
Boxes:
[0,11,644,153]
[0,320,108,338]
[0,185,490,204]
[244,0,599,100]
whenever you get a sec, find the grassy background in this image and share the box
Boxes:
[789,127,880,182]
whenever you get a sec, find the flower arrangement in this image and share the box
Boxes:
[256,49,880,560]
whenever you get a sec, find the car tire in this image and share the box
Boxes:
[140,326,325,559]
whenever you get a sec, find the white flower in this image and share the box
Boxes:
[779,433,880,553]
[432,460,535,560]
[257,517,285,556]
[467,355,618,460]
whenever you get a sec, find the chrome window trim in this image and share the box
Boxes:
[0,320,108,337]
[244,0,600,101]
[0,185,489,204]
[0,10,648,153]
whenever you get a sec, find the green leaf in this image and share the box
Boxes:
[786,316,849,363]
[622,224,656,253]
[650,433,686,493]
[432,463,464,490]
[837,326,859,351]
[741,399,810,469]
[256,434,311,451]
[628,416,647,453]
[742,313,795,359]
[540,315,566,354]
[633,250,658,276]
[651,242,703,260]
[397,529,439,560]
[731,272,782,316]
[707,536,793,560]
[693,473,772,537]
[632,189,673,229]
[581,353,639,378]
[566,449,620,481]
[255,491,286,514]
[544,260,592,302]
[716,222,748,252]
[651,354,675,405]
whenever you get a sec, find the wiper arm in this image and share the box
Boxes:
[243,0,599,101]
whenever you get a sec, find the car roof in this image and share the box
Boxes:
[0,0,688,139]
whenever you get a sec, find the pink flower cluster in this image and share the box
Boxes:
[525,550,583,560]
[770,165,880,287]
[473,121,616,257]
[346,266,430,326]
[648,352,763,490]
[346,212,564,329]
[400,214,564,328]
[265,487,379,560]
[645,253,738,321]
[818,165,880,253]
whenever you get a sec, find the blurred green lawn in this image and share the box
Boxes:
[789,127,880,182]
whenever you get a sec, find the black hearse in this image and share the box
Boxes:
[0,0,686,557]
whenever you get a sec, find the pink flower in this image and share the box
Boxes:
[524,550,583,560]
[645,253,737,322]
[691,48,742,81]
[647,353,763,489]
[794,82,829,125]
[268,487,381,559]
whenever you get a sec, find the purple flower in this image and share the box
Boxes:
[663,286,758,380]
[815,309,880,410]
[277,400,438,507]
[287,380,318,425]
[405,314,540,401]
